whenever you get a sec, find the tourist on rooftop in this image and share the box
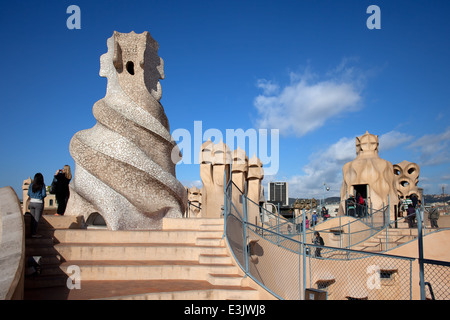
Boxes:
[428,204,439,229]
[356,193,365,217]
[27,173,46,238]
[313,231,324,258]
[346,195,356,217]
[52,165,72,216]
[312,210,318,226]
[406,204,416,228]
[321,206,327,218]
[411,194,418,208]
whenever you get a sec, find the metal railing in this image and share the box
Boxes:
[223,179,450,300]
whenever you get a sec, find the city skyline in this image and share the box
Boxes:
[1,1,449,200]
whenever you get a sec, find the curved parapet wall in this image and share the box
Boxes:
[65,31,187,230]
[0,186,25,300]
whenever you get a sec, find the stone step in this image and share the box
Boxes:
[52,243,228,261]
[29,255,62,266]
[26,243,62,257]
[374,234,405,242]
[57,260,240,282]
[52,229,224,244]
[25,274,68,289]
[108,288,259,300]
[23,216,259,300]
[195,237,224,246]
[364,247,382,253]
[24,214,85,230]
[396,221,410,228]
[25,280,259,300]
[199,254,233,265]
[163,218,224,231]
[25,237,55,246]
[362,240,381,248]
[351,245,366,251]
[382,228,418,237]
[379,229,403,236]
[207,273,243,286]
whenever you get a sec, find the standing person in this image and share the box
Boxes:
[346,195,356,217]
[53,165,72,216]
[312,210,318,226]
[358,193,366,217]
[411,194,418,208]
[323,206,330,220]
[313,231,324,257]
[356,193,362,217]
[398,198,404,217]
[321,206,327,219]
[406,204,416,228]
[27,173,46,238]
[428,204,439,228]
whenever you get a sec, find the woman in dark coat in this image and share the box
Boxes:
[53,165,72,216]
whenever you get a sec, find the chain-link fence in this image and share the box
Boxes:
[224,180,449,300]
[423,259,450,300]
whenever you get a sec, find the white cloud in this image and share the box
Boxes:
[269,136,357,199]
[262,128,450,199]
[378,130,414,151]
[274,130,415,198]
[254,64,363,137]
[182,179,203,189]
[256,79,279,95]
[408,127,450,166]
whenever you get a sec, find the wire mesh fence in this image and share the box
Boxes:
[224,180,449,300]
[423,259,450,300]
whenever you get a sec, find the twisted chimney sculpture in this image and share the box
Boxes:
[65,31,186,230]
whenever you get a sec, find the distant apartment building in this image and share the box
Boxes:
[267,182,289,206]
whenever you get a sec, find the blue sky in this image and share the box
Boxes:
[0,0,449,200]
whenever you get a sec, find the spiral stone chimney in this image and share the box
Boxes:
[65,31,186,230]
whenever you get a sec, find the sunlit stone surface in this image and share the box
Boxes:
[65,31,186,230]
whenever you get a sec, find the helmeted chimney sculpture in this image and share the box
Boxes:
[65,31,186,230]
[339,131,397,220]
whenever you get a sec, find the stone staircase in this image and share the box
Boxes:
[352,221,418,252]
[23,215,260,300]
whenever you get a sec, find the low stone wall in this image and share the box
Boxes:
[0,186,25,300]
